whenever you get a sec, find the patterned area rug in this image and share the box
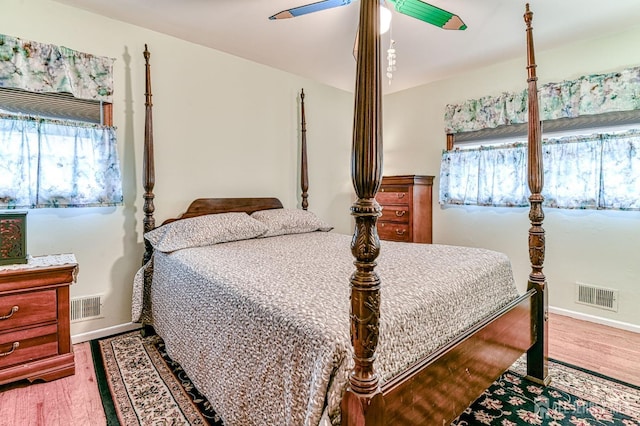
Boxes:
[91,331,640,425]
[452,357,640,425]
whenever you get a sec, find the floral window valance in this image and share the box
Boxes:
[0,34,114,102]
[444,66,640,134]
[439,129,640,211]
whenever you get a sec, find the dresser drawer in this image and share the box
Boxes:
[377,175,433,244]
[0,324,58,369]
[380,205,410,223]
[0,290,57,332]
[377,222,411,242]
[377,188,410,205]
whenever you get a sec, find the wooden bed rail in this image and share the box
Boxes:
[381,290,536,424]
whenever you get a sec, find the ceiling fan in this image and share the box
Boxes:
[269,0,466,31]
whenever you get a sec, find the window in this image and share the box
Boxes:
[439,127,640,210]
[0,112,122,208]
[440,66,640,211]
[0,34,122,209]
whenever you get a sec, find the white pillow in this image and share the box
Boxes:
[251,208,333,237]
[145,212,267,253]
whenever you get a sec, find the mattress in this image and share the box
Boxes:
[133,231,519,426]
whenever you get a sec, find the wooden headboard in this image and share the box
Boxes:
[161,197,283,225]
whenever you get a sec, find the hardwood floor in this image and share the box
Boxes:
[0,341,106,426]
[548,313,640,386]
[0,313,638,425]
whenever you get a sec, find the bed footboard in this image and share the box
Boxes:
[381,290,535,424]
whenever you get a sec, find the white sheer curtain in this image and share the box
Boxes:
[439,129,640,211]
[601,131,640,210]
[0,114,122,208]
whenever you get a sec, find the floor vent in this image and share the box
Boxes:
[70,295,103,322]
[575,283,618,312]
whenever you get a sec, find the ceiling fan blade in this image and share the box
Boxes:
[387,0,466,30]
[269,0,353,20]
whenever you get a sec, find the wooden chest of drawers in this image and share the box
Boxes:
[376,175,434,243]
[0,254,77,385]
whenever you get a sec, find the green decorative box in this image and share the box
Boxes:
[0,211,28,265]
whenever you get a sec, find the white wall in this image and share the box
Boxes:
[2,0,354,337]
[384,25,640,326]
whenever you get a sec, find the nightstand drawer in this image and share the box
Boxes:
[377,188,410,205]
[0,255,76,385]
[380,205,410,223]
[377,222,411,242]
[0,324,58,369]
[0,290,57,332]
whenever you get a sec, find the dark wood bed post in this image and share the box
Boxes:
[142,44,156,265]
[524,5,550,385]
[342,0,384,424]
[300,89,309,210]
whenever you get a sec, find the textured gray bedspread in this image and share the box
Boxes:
[132,232,519,426]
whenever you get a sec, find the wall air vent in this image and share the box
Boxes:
[575,283,618,312]
[70,295,104,322]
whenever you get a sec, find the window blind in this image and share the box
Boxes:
[0,88,103,124]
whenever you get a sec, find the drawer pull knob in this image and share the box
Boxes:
[395,211,406,217]
[396,193,406,198]
[0,342,19,357]
[396,229,406,236]
[0,306,19,320]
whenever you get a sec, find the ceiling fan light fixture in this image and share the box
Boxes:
[380,3,392,34]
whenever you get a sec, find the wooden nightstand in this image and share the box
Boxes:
[376,175,434,243]
[0,254,77,385]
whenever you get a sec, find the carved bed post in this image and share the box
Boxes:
[142,44,155,265]
[524,5,550,385]
[300,89,309,210]
[341,0,384,424]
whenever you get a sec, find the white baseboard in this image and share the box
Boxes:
[71,322,142,344]
[549,306,640,334]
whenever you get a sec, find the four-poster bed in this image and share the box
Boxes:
[135,3,548,425]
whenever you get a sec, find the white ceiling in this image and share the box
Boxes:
[53,0,640,94]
